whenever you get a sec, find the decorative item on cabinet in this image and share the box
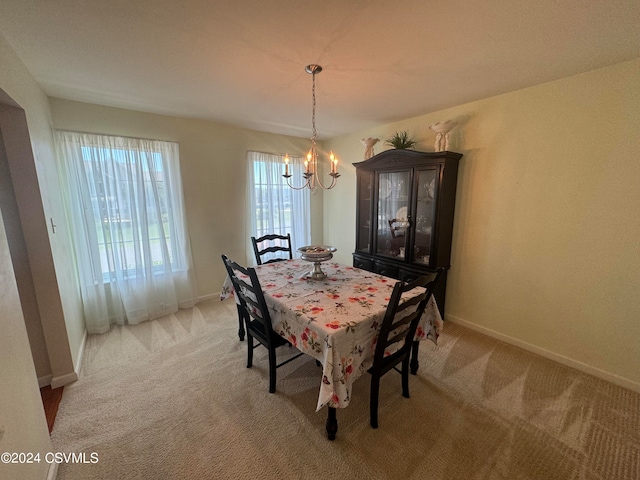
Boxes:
[352,149,462,317]
[360,137,379,160]
[429,120,457,151]
[384,130,417,150]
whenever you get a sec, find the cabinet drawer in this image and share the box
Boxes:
[353,257,374,271]
[399,269,422,283]
[374,262,399,279]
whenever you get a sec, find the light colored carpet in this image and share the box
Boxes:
[51,299,640,479]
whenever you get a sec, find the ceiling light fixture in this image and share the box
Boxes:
[283,64,340,191]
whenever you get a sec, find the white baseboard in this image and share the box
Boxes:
[446,314,640,394]
[74,329,88,378]
[41,330,86,389]
[50,371,78,389]
[198,292,219,302]
[37,329,87,389]
[38,374,52,388]
[47,462,58,480]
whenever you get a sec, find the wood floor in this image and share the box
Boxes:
[40,385,64,434]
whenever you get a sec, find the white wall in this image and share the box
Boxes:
[49,99,324,298]
[324,58,640,391]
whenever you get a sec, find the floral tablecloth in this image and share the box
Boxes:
[220,260,442,411]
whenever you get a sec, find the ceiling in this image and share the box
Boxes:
[1,0,639,138]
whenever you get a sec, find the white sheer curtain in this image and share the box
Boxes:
[247,151,310,264]
[56,131,198,334]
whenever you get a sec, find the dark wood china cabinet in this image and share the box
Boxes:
[352,149,462,316]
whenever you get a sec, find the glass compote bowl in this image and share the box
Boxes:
[298,245,337,280]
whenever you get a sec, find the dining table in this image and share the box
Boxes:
[220,258,443,439]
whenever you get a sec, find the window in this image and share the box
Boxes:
[57,131,197,333]
[80,145,181,279]
[247,151,310,262]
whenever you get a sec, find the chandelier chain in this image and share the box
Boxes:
[311,70,317,141]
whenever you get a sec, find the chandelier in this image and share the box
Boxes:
[283,64,340,191]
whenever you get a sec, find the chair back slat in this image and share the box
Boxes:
[233,277,255,296]
[395,292,427,313]
[251,233,293,265]
[388,310,420,334]
[258,245,290,256]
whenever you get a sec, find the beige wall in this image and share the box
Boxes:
[49,99,324,298]
[0,32,60,480]
[0,128,51,377]
[325,58,640,390]
[0,207,51,480]
[0,32,82,386]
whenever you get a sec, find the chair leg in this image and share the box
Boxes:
[402,357,410,398]
[268,347,277,394]
[236,304,245,341]
[370,373,380,429]
[410,341,420,375]
[247,334,254,368]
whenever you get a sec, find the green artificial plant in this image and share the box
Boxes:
[384,130,417,149]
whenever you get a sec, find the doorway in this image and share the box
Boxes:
[0,88,76,431]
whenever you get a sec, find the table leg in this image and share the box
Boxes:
[326,407,338,440]
[410,340,420,375]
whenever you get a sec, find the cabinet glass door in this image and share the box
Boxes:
[414,168,438,266]
[375,170,411,259]
[355,172,373,252]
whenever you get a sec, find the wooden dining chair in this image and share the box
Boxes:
[251,233,293,265]
[368,267,445,428]
[221,254,304,393]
